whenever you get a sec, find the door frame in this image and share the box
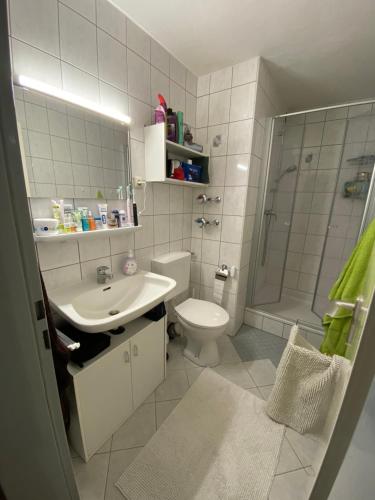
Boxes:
[309,285,375,499]
[0,4,78,499]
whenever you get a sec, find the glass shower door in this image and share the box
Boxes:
[251,116,301,306]
[313,110,375,318]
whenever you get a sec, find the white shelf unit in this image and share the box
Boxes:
[34,225,142,242]
[144,123,210,186]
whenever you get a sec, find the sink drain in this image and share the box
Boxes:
[108,309,120,316]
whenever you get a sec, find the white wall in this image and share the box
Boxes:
[191,58,284,334]
[8,0,197,289]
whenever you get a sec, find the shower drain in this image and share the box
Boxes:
[108,309,120,316]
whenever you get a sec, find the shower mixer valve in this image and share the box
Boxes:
[196,194,222,204]
[195,217,220,228]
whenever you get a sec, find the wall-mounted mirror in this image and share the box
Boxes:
[14,85,131,200]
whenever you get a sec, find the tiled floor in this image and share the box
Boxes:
[231,324,287,367]
[71,331,317,500]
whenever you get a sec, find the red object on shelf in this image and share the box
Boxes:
[172,166,185,180]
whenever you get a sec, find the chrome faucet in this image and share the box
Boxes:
[96,265,113,284]
[195,217,208,228]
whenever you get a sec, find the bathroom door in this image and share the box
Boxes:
[309,226,375,499]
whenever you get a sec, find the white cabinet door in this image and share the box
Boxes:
[131,319,165,409]
[73,340,133,460]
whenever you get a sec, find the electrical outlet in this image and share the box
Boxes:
[133,176,146,188]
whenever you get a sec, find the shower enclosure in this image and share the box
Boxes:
[247,102,375,330]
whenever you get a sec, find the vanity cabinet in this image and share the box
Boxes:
[68,317,166,462]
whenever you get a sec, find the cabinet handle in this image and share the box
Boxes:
[124,351,130,363]
[133,345,138,356]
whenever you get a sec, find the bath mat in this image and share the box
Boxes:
[116,368,285,500]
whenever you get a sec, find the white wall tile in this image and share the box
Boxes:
[207,124,229,157]
[225,154,250,186]
[127,49,151,104]
[78,235,110,261]
[11,38,62,88]
[223,186,247,216]
[197,74,210,97]
[37,240,79,271]
[230,83,256,122]
[97,29,127,91]
[169,82,185,114]
[201,239,220,265]
[208,90,231,126]
[196,95,209,128]
[227,120,253,155]
[322,120,346,145]
[42,263,81,290]
[221,216,244,244]
[10,0,59,56]
[232,58,258,87]
[61,0,95,22]
[170,57,186,88]
[135,215,154,249]
[126,18,150,61]
[209,156,227,186]
[153,215,170,244]
[59,4,98,76]
[209,67,232,93]
[186,71,198,97]
[96,0,126,43]
[303,122,324,147]
[99,82,129,115]
[62,62,100,103]
[150,40,170,76]
[150,67,170,107]
[153,183,170,214]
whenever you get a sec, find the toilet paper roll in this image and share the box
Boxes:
[213,276,225,304]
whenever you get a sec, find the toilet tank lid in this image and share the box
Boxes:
[152,251,191,264]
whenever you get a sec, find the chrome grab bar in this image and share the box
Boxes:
[334,298,365,345]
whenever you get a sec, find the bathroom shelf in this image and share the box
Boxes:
[163,178,209,187]
[34,225,142,242]
[144,123,210,186]
[165,140,208,159]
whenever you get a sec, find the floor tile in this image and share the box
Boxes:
[111,403,156,451]
[213,362,257,389]
[258,385,274,400]
[186,366,204,386]
[269,468,311,500]
[231,325,287,366]
[72,452,109,500]
[286,428,320,467]
[218,336,242,363]
[166,344,186,371]
[96,437,112,454]
[156,399,180,428]
[105,448,142,500]
[155,369,189,401]
[247,387,263,398]
[143,391,155,404]
[276,437,303,475]
[243,359,276,386]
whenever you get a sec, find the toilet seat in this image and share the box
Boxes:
[175,298,229,330]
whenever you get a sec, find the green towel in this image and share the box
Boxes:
[320,217,375,357]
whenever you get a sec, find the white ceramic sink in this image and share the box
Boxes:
[48,271,176,333]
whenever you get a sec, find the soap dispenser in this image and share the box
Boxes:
[122,250,137,276]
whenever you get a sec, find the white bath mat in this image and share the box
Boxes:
[116,368,285,500]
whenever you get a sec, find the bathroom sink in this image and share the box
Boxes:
[48,271,176,333]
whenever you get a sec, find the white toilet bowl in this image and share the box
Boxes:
[175,298,229,367]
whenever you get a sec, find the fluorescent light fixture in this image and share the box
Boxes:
[17,75,131,125]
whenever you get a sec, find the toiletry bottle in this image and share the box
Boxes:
[154,94,167,124]
[63,204,73,233]
[126,185,134,226]
[112,209,120,227]
[98,203,108,229]
[122,249,137,275]
[119,209,127,227]
[80,208,89,231]
[88,210,96,230]
[51,200,63,232]
[94,216,102,229]
[72,210,82,232]
[177,111,184,144]
[167,108,177,142]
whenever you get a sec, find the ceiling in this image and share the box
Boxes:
[113,0,375,111]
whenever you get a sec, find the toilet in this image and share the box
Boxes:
[152,251,229,367]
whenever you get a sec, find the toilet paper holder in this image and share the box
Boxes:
[215,264,236,281]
